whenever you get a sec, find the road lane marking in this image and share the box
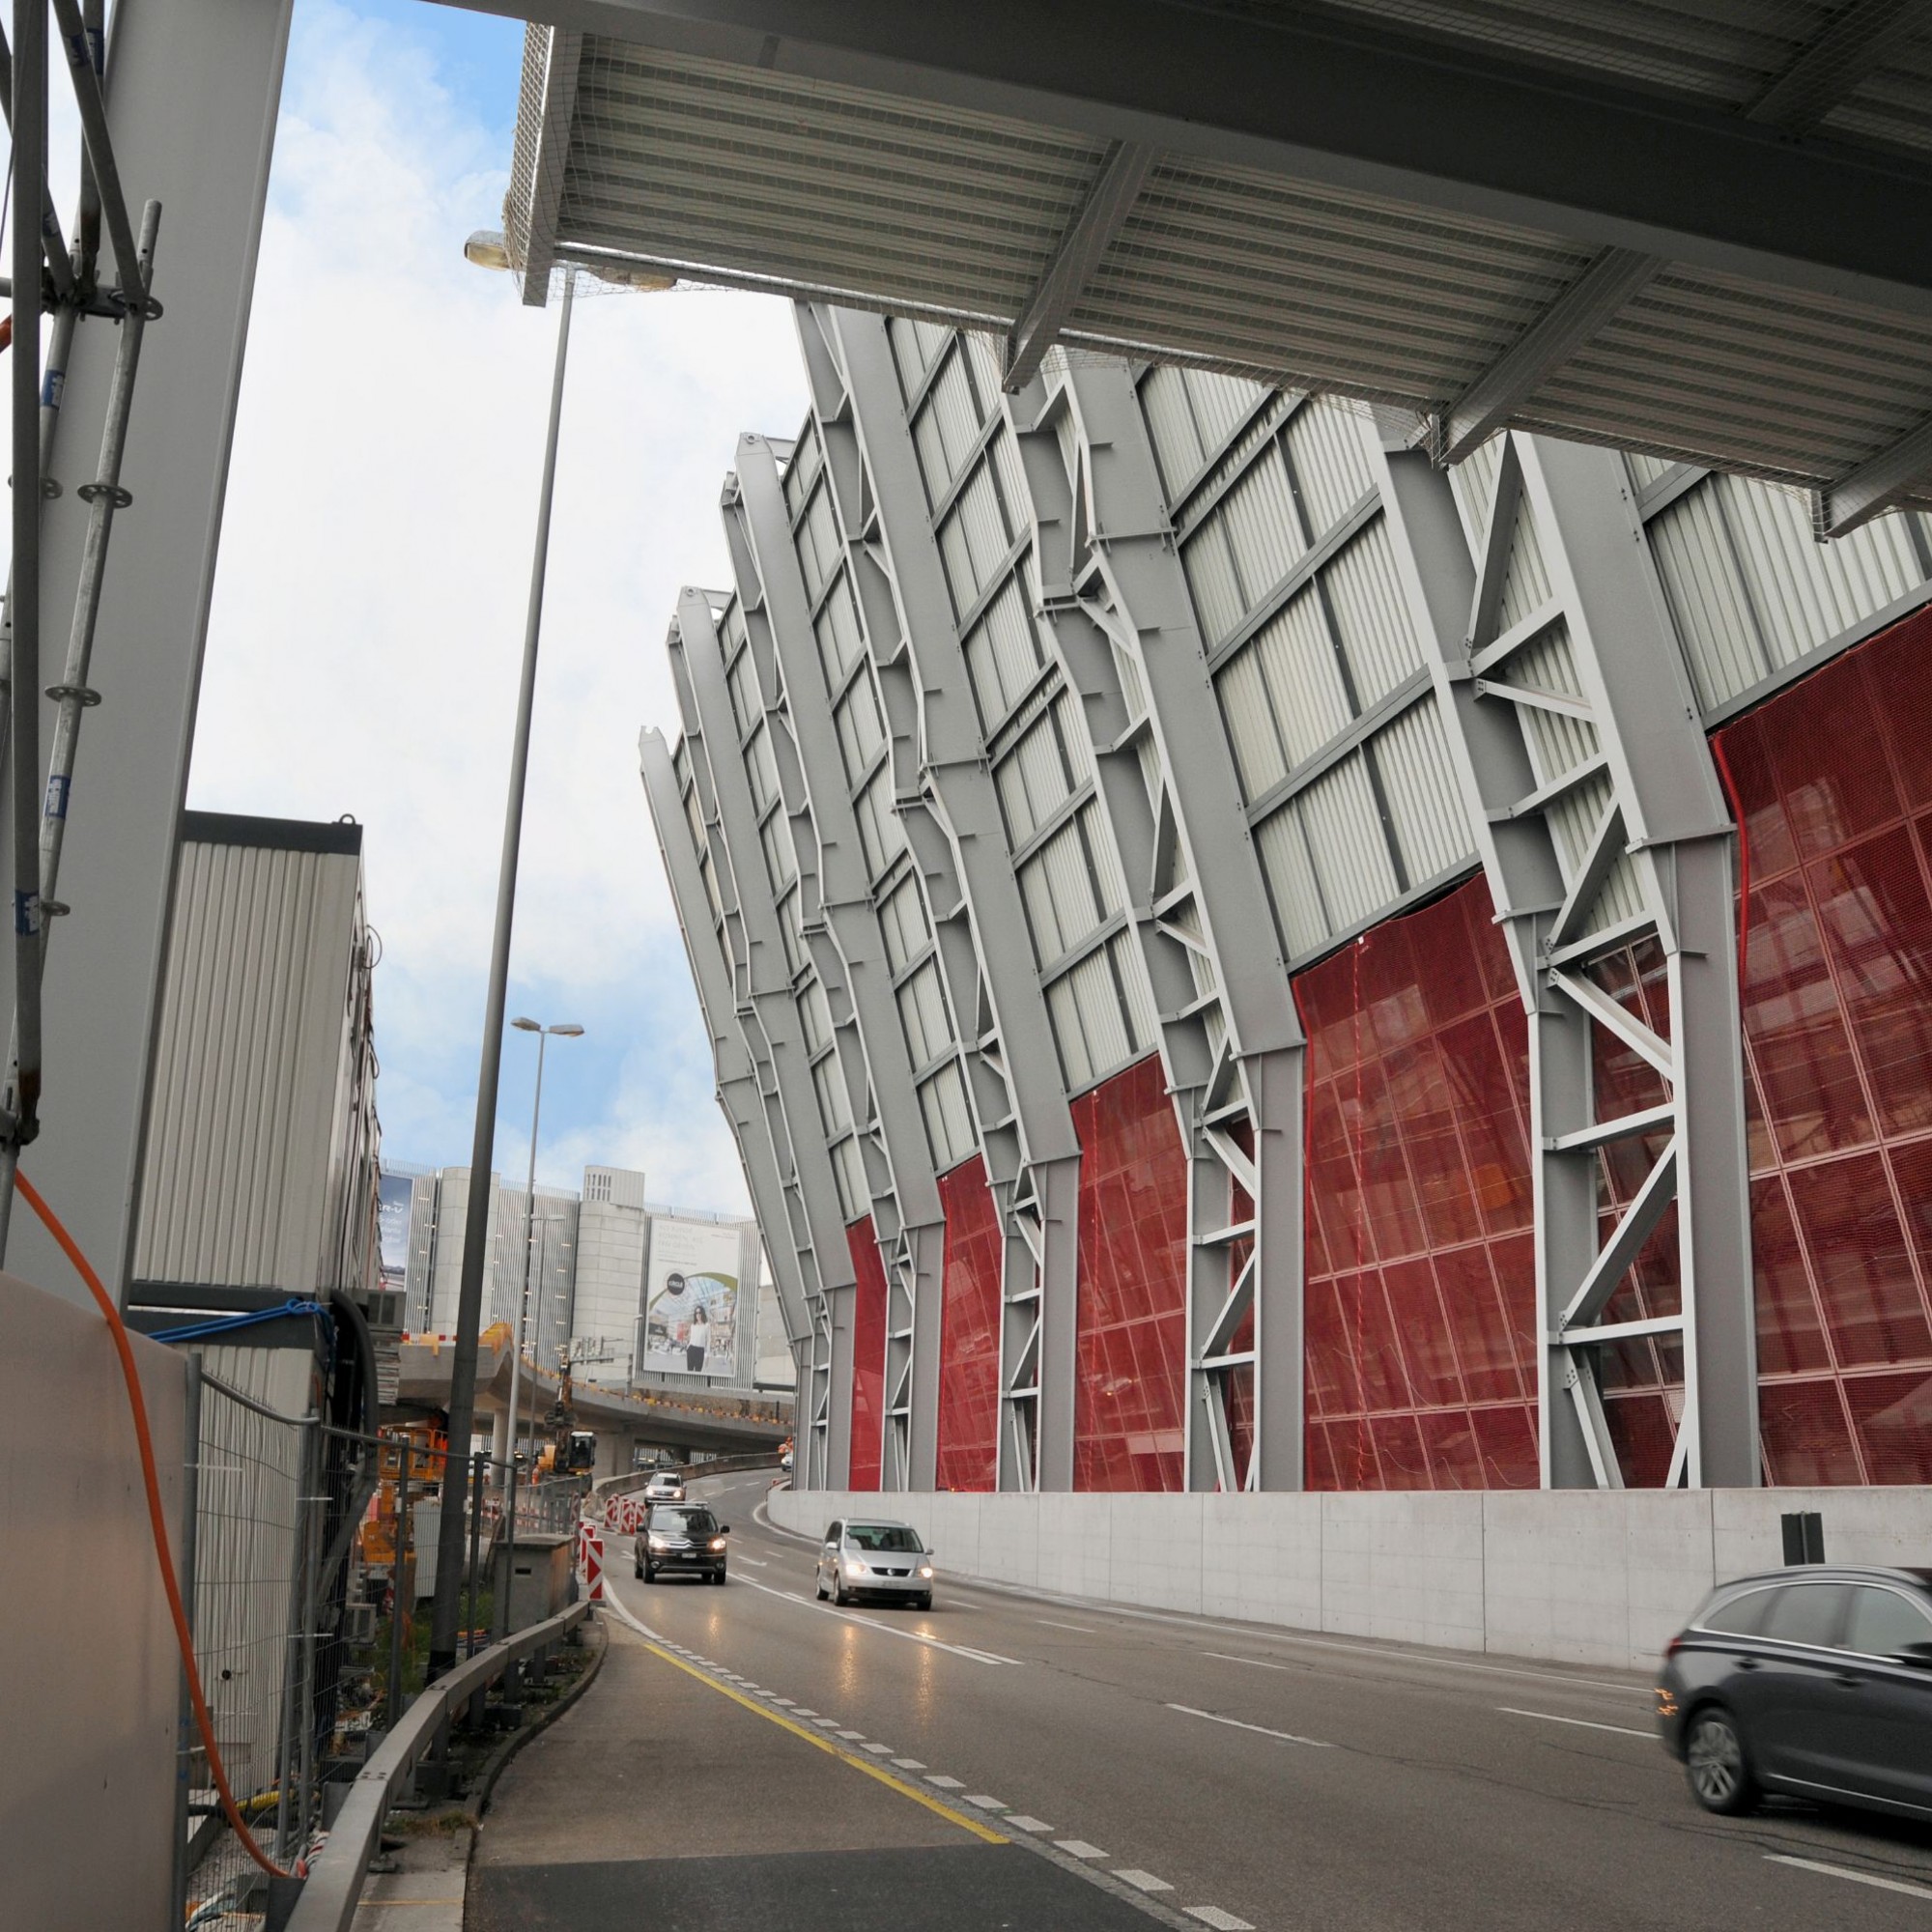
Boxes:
[861,1743,894,1755]
[598,1587,1008,1846]
[1117,1871,1174,1894]
[738,1576,1024,1664]
[1037,1619,1096,1633]
[812,1717,840,1728]
[1167,1703,1330,1747]
[1185,1909,1255,1929]
[1765,1856,1932,1901]
[836,1729,867,1739]
[1204,1651,1300,1673]
[1006,1816,1053,1833]
[964,1795,1008,1810]
[1057,1841,1108,1860]
[1497,1707,1654,1740]
[891,1757,925,1770]
[926,1775,965,1789]
[735,1556,769,1567]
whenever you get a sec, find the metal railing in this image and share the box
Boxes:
[284,1602,589,1932]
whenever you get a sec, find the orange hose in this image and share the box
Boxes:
[14,1169,290,1878]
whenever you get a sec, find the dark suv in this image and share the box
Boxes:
[636,1503,730,1585]
[1657,1565,1932,1820]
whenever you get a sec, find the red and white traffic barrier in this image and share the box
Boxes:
[580,1526,604,1602]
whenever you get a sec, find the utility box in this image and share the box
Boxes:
[493,1533,573,1634]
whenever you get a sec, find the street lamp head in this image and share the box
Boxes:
[511,1016,541,1033]
[551,1023,585,1037]
[465,228,512,271]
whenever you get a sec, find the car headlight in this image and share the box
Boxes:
[647,1535,671,1551]
[709,1537,726,1551]
[918,1564,934,1578]
[843,1556,866,1573]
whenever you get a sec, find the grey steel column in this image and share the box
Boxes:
[732,434,946,1489]
[1025,360,1307,1490]
[827,307,1083,1491]
[1520,436,1756,1490]
[0,0,294,1309]
[639,726,811,1352]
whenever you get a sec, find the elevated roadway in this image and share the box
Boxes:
[471,1469,1932,1931]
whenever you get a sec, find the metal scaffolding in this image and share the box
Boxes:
[0,0,161,1258]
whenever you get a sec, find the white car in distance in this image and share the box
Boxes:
[644,1469,686,1504]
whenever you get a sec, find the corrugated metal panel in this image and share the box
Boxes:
[968,578,1042,721]
[946,463,1009,601]
[1065,945,1132,1083]
[833,1133,868,1221]
[1508,625,1601,784]
[1214,648,1286,802]
[1625,450,1679,493]
[925,350,981,479]
[1647,479,1768,713]
[991,421,1033,539]
[1325,517,1424,706]
[1141,363,1204,502]
[888,317,929,404]
[1185,367,1267,458]
[1297,752,1401,934]
[1116,929,1160,1050]
[1046,974,1093,1091]
[814,578,866,691]
[880,875,929,976]
[1180,518,1245,646]
[1217,444,1306,610]
[835,672,887,784]
[1714,472,1923,669]
[1255,801,1327,956]
[1252,584,1350,765]
[1286,397,1375,534]
[1449,435,1505,561]
[1495,494,1555,629]
[1084,798,1127,917]
[1372,695,1476,884]
[136,839,364,1294]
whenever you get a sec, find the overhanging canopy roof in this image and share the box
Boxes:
[489,0,1932,531]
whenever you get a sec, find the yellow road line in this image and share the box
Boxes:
[618,1617,1008,1846]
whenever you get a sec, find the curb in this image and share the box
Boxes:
[465,1612,610,1823]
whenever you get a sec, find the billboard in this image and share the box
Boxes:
[378,1171,413,1290]
[640,1218,743,1379]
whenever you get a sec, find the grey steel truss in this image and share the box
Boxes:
[1374,425,1757,1490]
[1011,355,1306,1491]
[729,431,948,1491]
[668,588,859,1486]
[817,304,1085,1492]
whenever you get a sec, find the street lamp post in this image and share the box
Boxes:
[497,1022,580,1645]
[424,263,575,1682]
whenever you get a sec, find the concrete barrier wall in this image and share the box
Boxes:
[0,1269,186,1931]
[768,1484,1932,1672]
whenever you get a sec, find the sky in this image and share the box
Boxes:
[186,0,810,1210]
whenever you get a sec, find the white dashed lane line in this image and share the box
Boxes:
[1185,1909,1256,1929]
[1057,1840,1109,1861]
[1117,1870,1174,1894]
[1497,1707,1655,1740]
[964,1795,1008,1810]
[1006,1815,1052,1833]
[1765,1855,1932,1901]
[925,1775,965,1789]
[1037,1618,1097,1633]
[1167,1702,1330,1747]
[736,1576,1025,1665]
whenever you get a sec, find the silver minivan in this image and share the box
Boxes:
[814,1518,935,1609]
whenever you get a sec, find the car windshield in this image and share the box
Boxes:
[650,1508,716,1535]
[845,1523,923,1552]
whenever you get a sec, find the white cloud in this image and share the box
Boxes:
[192,0,808,1209]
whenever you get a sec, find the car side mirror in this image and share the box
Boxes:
[1894,1640,1932,1667]
[720,1524,731,1535]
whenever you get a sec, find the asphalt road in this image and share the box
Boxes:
[581,1470,1932,1932]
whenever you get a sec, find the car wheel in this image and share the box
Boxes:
[634,1557,642,1578]
[643,1563,657,1585]
[832,1576,848,1606]
[915,1594,932,1611]
[714,1570,726,1586]
[1685,1707,1759,1816]
[814,1576,828,1601]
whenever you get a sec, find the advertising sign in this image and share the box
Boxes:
[378,1171,413,1289]
[640,1218,743,1379]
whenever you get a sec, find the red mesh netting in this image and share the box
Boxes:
[935,1154,1003,1492]
[1716,606,1932,1486]
[1071,1054,1188,1492]
[1293,877,1540,1490]
[845,1218,888,1492]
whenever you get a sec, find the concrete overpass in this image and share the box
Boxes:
[396,1334,792,1477]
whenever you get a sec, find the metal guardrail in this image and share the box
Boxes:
[592,1450,782,1499]
[285,1600,589,1932]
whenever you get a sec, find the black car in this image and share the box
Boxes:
[636,1503,730,1585]
[1657,1564,1932,1820]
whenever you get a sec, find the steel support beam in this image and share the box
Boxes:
[827,305,1083,1491]
[1746,0,1930,130]
[461,0,1932,316]
[1821,414,1932,535]
[507,24,582,304]
[1002,139,1152,393]
[733,432,947,1489]
[1438,249,1661,464]
[0,0,293,1309]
